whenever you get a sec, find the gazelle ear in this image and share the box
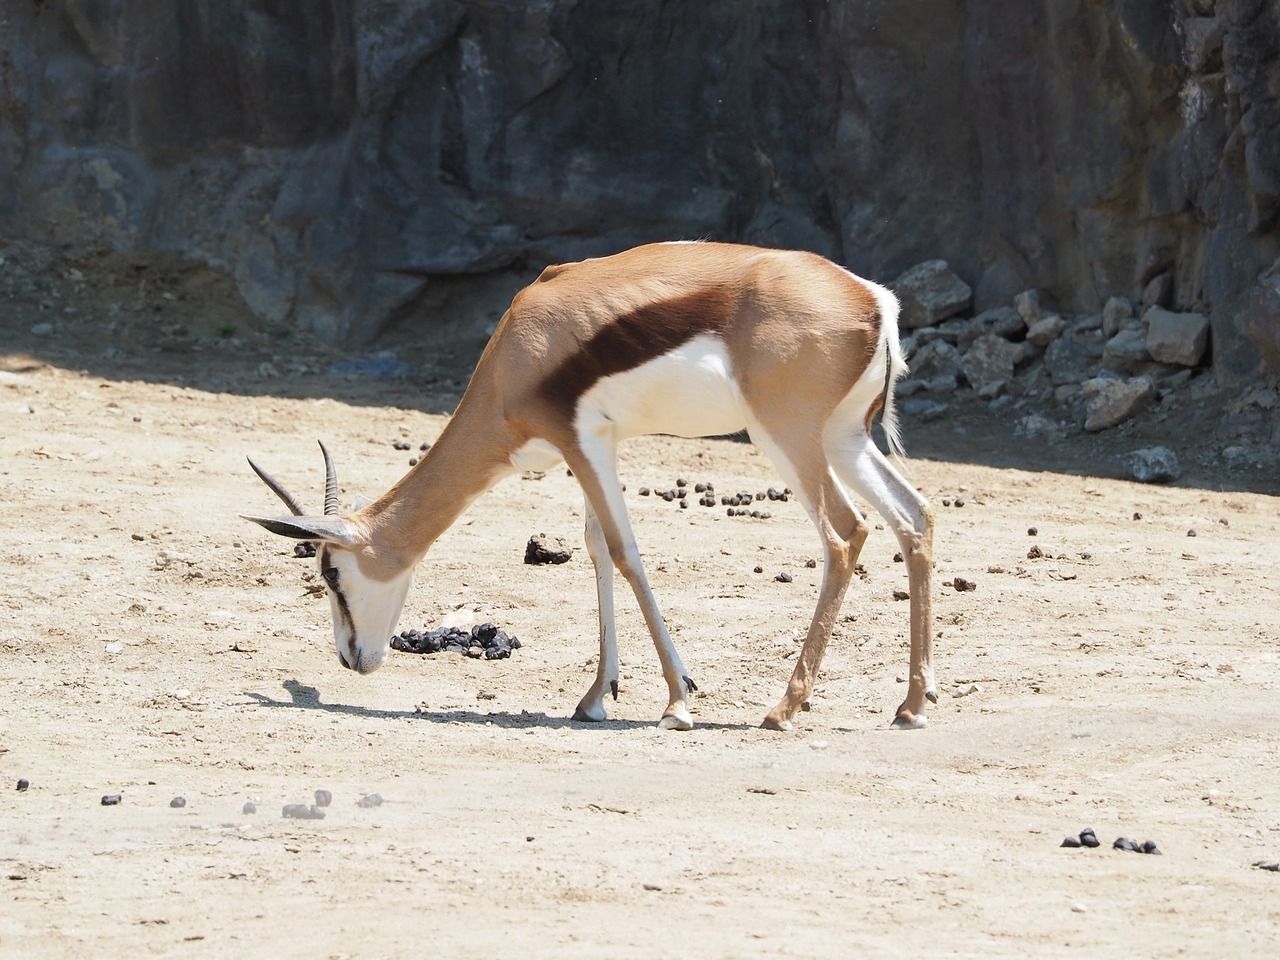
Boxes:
[352,494,375,511]
[241,515,361,547]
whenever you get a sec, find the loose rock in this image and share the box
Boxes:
[1145,307,1209,366]
[314,789,333,808]
[16,778,29,792]
[952,577,977,592]
[524,534,573,565]
[101,794,122,806]
[894,260,973,328]
[243,801,257,815]
[1123,446,1181,483]
[357,793,384,808]
[1082,376,1156,431]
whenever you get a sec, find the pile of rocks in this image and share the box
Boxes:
[892,260,1213,447]
[391,622,521,660]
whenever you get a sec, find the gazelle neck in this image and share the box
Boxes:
[362,393,523,565]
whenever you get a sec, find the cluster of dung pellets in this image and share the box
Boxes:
[637,478,790,519]
[1061,827,1161,855]
[391,622,521,660]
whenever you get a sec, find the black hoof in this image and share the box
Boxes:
[610,679,619,701]
[683,674,698,693]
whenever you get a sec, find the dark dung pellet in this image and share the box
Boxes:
[357,793,384,809]
[170,796,186,808]
[243,801,257,815]
[1113,837,1138,852]
[1027,527,1038,536]
[101,794,122,806]
[16,778,29,792]
[1141,840,1162,855]
[1061,836,1082,848]
[314,789,332,808]
[1079,829,1100,848]
[774,571,793,583]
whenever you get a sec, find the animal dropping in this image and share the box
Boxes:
[243,243,937,731]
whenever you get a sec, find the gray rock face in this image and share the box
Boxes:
[893,261,974,329]
[1144,308,1211,366]
[0,0,1277,378]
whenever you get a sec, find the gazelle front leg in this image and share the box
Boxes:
[563,439,696,730]
[572,500,620,722]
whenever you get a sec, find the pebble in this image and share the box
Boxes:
[774,571,793,583]
[1133,512,1143,520]
[1079,828,1100,848]
[1061,835,1082,848]
[1027,544,1044,559]
[356,793,384,809]
[1027,526,1038,536]
[893,589,910,601]
[1254,861,1279,872]
[282,803,326,820]
[314,789,332,808]
[16,778,29,792]
[524,534,572,564]
[170,796,186,808]
[101,794,122,806]
[294,541,316,558]
[952,577,977,592]
[1187,529,1197,537]
[243,801,257,815]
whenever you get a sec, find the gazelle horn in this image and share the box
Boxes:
[246,457,307,517]
[320,440,340,516]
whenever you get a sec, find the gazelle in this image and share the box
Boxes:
[244,242,937,731]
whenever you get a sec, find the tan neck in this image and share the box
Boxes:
[362,391,521,565]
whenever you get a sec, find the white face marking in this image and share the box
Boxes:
[320,549,414,674]
[576,334,747,440]
[509,437,564,473]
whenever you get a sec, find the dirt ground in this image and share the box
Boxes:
[2,292,1280,959]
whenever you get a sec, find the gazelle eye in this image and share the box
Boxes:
[322,567,340,586]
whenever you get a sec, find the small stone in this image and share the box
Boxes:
[893,552,904,562]
[282,803,326,820]
[1061,836,1083,848]
[1141,840,1162,855]
[1113,837,1139,852]
[101,794,122,806]
[952,577,976,592]
[1253,861,1280,872]
[1082,376,1157,432]
[1133,512,1143,520]
[639,487,650,496]
[30,322,55,336]
[753,565,763,574]
[16,779,29,792]
[243,801,257,815]
[893,589,910,601]
[1027,545,1044,559]
[804,558,817,568]
[774,571,793,583]
[1079,828,1100,848]
[356,793,384,808]
[954,498,965,507]
[314,789,333,807]
[170,796,186,808]
[1027,526,1038,536]
[1187,529,1197,537]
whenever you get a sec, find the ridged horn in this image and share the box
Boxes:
[246,456,307,517]
[319,440,339,516]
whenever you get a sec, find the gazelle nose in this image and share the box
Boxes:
[336,648,357,671]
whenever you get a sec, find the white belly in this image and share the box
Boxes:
[576,334,747,440]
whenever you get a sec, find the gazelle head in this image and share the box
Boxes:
[241,442,413,674]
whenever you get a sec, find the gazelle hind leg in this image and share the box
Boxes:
[572,499,620,722]
[748,421,868,731]
[563,438,696,730]
[828,430,936,728]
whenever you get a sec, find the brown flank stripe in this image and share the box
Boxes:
[535,287,734,416]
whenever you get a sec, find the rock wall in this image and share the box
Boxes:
[1,0,1277,381]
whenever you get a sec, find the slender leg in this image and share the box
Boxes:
[564,431,696,730]
[829,432,936,728]
[572,499,620,722]
[747,418,869,730]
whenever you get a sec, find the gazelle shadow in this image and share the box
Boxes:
[242,679,755,731]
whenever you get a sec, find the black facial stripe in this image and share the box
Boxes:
[319,547,358,661]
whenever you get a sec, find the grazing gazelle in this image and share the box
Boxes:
[244,242,936,731]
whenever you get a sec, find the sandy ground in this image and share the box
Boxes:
[2,311,1280,959]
